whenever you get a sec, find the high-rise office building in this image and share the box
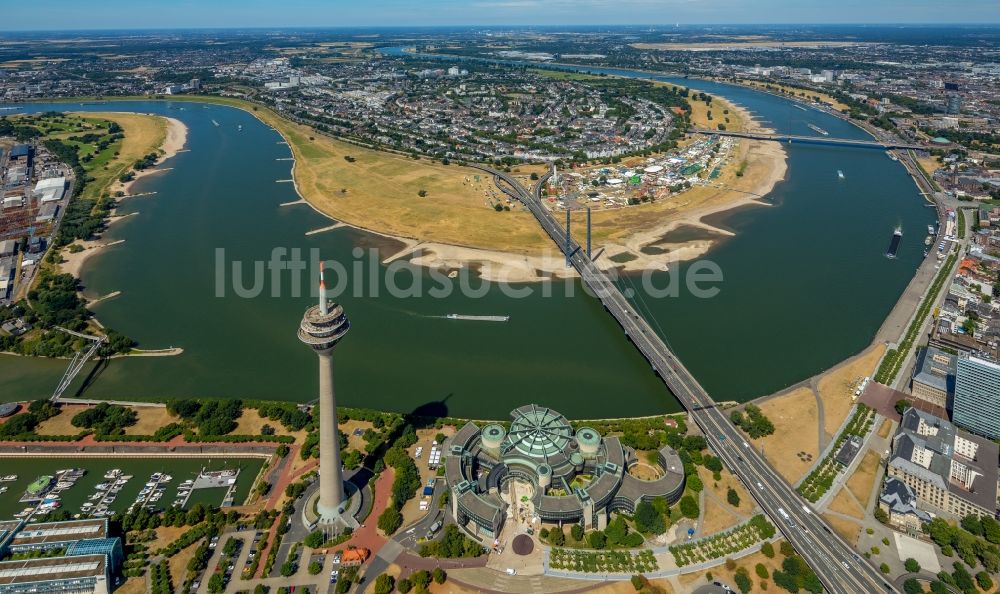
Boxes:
[953,356,1000,440]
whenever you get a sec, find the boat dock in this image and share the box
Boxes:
[190,467,241,507]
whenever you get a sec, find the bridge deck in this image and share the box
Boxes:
[474,164,900,594]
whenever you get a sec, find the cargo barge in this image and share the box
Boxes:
[886,227,903,259]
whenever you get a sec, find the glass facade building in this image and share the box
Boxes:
[954,356,1000,440]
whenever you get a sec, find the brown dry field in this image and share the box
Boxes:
[877,419,892,439]
[918,155,944,176]
[678,546,788,593]
[817,344,885,438]
[114,577,146,594]
[156,96,777,257]
[828,487,866,520]
[698,465,752,535]
[168,540,200,587]
[340,419,375,452]
[263,107,553,254]
[822,512,862,545]
[148,525,189,553]
[125,407,177,435]
[700,492,741,535]
[34,406,89,435]
[845,450,881,510]
[587,580,677,594]
[751,387,820,484]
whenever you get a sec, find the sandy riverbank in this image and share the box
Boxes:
[112,115,187,196]
[59,116,186,279]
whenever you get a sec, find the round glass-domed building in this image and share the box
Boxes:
[444,404,685,539]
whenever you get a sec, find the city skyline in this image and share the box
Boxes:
[2,0,1000,30]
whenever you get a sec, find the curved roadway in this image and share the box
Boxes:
[472,164,900,594]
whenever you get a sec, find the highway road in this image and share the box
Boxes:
[473,163,900,594]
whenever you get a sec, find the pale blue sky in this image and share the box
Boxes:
[2,0,998,30]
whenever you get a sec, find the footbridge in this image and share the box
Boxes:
[50,326,106,401]
[470,163,900,594]
[692,128,924,150]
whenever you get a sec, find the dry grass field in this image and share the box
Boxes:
[822,512,862,545]
[698,466,753,535]
[34,406,89,435]
[114,577,146,594]
[845,450,881,510]
[828,487,866,520]
[124,407,177,435]
[259,105,554,254]
[817,344,885,438]
[877,419,892,439]
[751,387,820,483]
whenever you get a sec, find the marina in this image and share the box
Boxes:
[0,457,265,521]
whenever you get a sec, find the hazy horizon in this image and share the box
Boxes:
[2,0,999,32]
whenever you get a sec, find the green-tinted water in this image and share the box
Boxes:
[0,457,264,520]
[0,89,932,418]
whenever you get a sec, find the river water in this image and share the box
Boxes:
[0,67,933,418]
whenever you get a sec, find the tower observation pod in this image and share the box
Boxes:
[298,262,351,525]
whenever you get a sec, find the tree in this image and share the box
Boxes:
[733,568,752,594]
[208,574,225,594]
[902,579,924,594]
[895,399,912,415]
[549,528,565,546]
[374,574,396,594]
[631,575,645,591]
[761,541,775,558]
[378,506,403,535]
[588,531,607,549]
[727,487,741,507]
[571,523,585,541]
[687,474,704,493]
[679,495,699,519]
[904,558,921,573]
[281,561,297,577]
[304,530,325,549]
[976,571,994,591]
[873,507,889,524]
[634,500,666,535]
[755,563,769,579]
[397,578,412,593]
[309,561,322,575]
[960,515,983,537]
[432,568,446,584]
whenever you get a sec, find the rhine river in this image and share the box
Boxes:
[0,69,933,418]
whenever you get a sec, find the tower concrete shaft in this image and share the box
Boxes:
[317,351,345,515]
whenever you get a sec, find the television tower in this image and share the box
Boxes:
[298,262,350,523]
